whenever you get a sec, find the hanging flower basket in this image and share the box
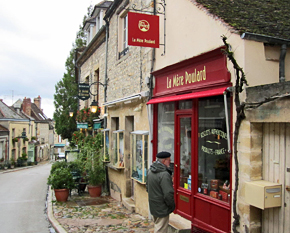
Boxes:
[76,107,100,126]
[13,137,19,143]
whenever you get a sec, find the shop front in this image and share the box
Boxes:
[148,47,232,233]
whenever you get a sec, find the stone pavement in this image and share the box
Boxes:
[48,188,155,233]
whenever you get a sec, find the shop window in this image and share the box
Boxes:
[197,95,231,203]
[179,100,193,110]
[179,117,192,190]
[158,102,175,168]
[112,130,124,168]
[118,10,129,59]
[102,129,110,161]
[131,131,149,183]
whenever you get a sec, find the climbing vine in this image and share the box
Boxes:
[221,35,248,233]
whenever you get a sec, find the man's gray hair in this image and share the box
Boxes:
[157,158,166,163]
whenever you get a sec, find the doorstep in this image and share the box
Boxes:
[168,213,191,233]
[122,197,135,212]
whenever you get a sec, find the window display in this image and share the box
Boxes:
[131,131,149,183]
[102,129,110,161]
[198,95,231,202]
[179,117,192,190]
[112,130,124,167]
[158,102,175,169]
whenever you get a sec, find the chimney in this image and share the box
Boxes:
[34,95,41,110]
[22,97,32,116]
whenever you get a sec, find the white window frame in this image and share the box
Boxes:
[112,129,125,168]
[102,129,110,162]
[130,131,149,184]
[118,10,129,58]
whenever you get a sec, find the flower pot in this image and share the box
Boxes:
[54,189,69,202]
[79,182,87,192]
[88,185,102,197]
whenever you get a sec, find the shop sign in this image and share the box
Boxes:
[93,122,102,129]
[152,47,230,96]
[128,12,159,48]
[77,122,88,129]
[78,83,90,100]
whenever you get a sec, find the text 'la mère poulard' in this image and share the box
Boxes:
[167,66,206,89]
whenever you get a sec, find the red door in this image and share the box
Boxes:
[174,114,193,220]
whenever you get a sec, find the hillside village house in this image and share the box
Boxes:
[76,0,290,232]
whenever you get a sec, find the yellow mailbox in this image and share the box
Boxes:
[245,180,282,209]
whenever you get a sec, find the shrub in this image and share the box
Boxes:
[47,168,75,189]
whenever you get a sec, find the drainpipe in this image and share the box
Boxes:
[149,0,157,99]
[104,19,109,129]
[279,44,287,83]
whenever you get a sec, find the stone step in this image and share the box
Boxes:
[168,213,191,233]
[122,197,135,212]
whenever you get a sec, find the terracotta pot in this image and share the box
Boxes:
[88,185,102,197]
[54,189,69,202]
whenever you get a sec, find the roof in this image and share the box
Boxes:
[195,0,290,40]
[31,103,50,122]
[0,124,9,131]
[0,100,24,120]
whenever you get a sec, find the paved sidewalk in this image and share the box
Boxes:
[47,188,155,233]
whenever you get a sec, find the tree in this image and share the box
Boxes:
[53,6,92,140]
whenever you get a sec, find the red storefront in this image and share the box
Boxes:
[148,47,232,233]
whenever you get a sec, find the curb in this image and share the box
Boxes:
[47,186,67,233]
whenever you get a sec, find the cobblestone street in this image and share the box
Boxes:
[51,190,154,233]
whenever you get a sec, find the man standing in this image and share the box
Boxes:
[147,151,175,233]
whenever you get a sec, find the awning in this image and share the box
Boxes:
[147,87,228,105]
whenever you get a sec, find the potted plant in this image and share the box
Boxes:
[10,157,15,168]
[12,137,18,145]
[47,167,75,202]
[86,152,106,197]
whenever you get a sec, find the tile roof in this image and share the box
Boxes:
[0,100,23,119]
[195,0,290,40]
[31,103,50,122]
[0,124,9,131]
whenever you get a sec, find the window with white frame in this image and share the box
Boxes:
[118,10,129,59]
[112,130,124,167]
[102,129,110,161]
[131,131,149,184]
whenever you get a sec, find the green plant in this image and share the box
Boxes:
[47,168,75,189]
[21,153,28,160]
[86,151,106,186]
[31,136,37,140]
[13,137,19,143]
[23,137,29,142]
[10,157,15,165]
[76,107,100,125]
[50,161,68,174]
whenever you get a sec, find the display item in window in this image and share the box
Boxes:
[146,151,175,233]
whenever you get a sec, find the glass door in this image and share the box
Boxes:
[175,115,192,219]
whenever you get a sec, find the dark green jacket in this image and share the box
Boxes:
[146,161,175,217]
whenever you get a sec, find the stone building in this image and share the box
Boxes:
[76,0,290,232]
[0,99,31,162]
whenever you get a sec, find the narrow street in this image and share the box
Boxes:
[0,163,52,233]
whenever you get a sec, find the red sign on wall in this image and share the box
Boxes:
[128,12,159,48]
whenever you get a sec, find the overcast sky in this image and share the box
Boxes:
[0,0,102,119]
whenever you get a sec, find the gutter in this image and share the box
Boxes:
[241,32,289,83]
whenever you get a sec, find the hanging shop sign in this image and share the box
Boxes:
[152,47,231,96]
[77,122,88,129]
[128,12,159,48]
[78,83,90,100]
